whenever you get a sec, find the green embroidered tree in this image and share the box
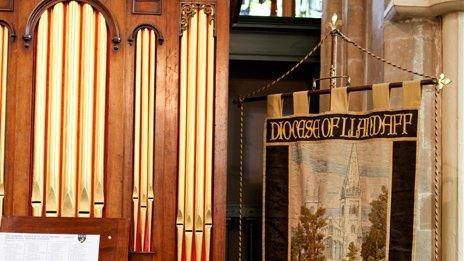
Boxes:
[361,186,388,261]
[346,241,359,261]
[291,206,327,261]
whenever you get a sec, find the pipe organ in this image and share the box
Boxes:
[177,4,215,261]
[31,1,108,218]
[0,0,227,260]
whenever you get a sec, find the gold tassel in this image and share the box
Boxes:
[32,11,49,217]
[0,26,8,225]
[204,12,215,261]
[61,1,80,217]
[46,3,64,217]
[177,31,188,260]
[78,4,96,218]
[133,29,142,251]
[93,12,107,219]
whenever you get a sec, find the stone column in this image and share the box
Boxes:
[442,11,464,261]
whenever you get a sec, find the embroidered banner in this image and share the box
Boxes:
[262,82,435,261]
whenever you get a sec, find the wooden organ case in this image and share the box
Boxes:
[0,0,228,260]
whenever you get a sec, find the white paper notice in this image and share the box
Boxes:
[0,233,100,261]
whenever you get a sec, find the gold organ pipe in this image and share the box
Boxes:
[46,3,64,217]
[93,12,108,218]
[194,9,207,261]
[0,26,8,225]
[147,30,156,251]
[204,14,215,261]
[133,30,142,251]
[177,31,188,261]
[78,4,96,218]
[61,1,80,217]
[185,12,199,261]
[140,28,150,249]
[32,11,49,217]
[32,1,109,219]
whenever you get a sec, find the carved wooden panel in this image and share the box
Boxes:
[0,0,13,12]
[133,0,161,15]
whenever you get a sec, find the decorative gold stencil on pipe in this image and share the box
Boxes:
[0,25,9,225]
[32,10,48,217]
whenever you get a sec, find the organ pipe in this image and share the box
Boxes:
[194,9,207,261]
[61,1,80,217]
[204,13,215,261]
[177,31,188,261]
[46,3,64,217]
[32,1,109,218]
[178,4,216,261]
[32,10,48,217]
[93,12,108,219]
[133,31,142,251]
[131,27,158,252]
[185,11,198,261]
[0,25,9,224]
[147,29,156,252]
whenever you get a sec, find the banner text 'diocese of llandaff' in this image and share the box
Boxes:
[266,110,418,143]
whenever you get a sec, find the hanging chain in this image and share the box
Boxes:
[238,32,331,101]
[238,99,244,261]
[336,30,436,80]
[433,85,442,261]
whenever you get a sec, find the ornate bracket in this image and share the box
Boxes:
[23,0,121,50]
[128,24,164,46]
[179,2,216,36]
[0,20,16,41]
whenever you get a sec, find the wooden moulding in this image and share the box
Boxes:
[22,0,121,49]
[0,216,130,261]
[0,0,13,12]
[128,24,164,46]
[132,0,162,15]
